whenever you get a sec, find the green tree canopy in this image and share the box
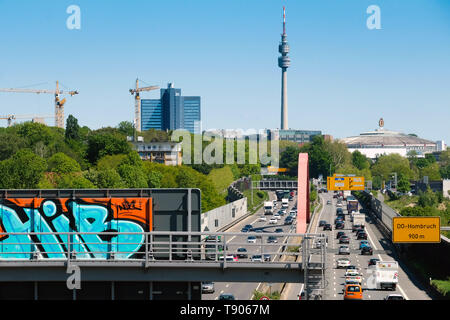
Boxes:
[87,131,132,164]
[65,115,80,141]
[117,121,135,137]
[47,152,81,174]
[0,149,47,189]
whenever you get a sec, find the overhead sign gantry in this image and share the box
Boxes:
[326,174,365,191]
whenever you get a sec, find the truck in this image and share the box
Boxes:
[343,190,351,200]
[281,198,289,209]
[347,199,359,214]
[264,201,274,215]
[366,261,399,290]
[352,213,365,230]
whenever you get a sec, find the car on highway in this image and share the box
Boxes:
[269,217,278,224]
[356,231,368,240]
[219,254,238,262]
[336,231,345,239]
[338,245,350,255]
[361,246,373,255]
[346,265,358,272]
[336,202,343,207]
[244,224,253,230]
[201,282,215,294]
[339,235,350,244]
[237,247,248,259]
[359,240,370,249]
[335,222,345,230]
[337,213,345,221]
[274,214,281,220]
[263,254,271,262]
[278,210,285,216]
[323,224,332,231]
[384,294,405,300]
[368,258,380,267]
[345,269,360,277]
[254,229,263,238]
[218,293,235,300]
[319,220,327,227]
[281,209,287,215]
[336,258,351,269]
[352,224,364,232]
[336,208,343,215]
[247,236,257,243]
[267,236,278,243]
[284,216,293,225]
[335,217,343,224]
[275,228,283,233]
[343,284,363,300]
[327,200,332,205]
[241,227,250,232]
[345,275,362,285]
[258,215,267,222]
[251,254,263,262]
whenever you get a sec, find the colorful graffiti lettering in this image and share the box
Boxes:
[0,197,152,260]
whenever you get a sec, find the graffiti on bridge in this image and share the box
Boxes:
[0,197,152,259]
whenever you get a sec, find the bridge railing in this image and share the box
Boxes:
[0,231,327,268]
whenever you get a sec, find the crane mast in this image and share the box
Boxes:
[129,79,159,132]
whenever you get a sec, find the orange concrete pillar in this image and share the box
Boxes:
[296,153,310,233]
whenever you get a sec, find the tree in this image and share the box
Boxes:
[418,187,438,208]
[65,115,80,141]
[352,150,370,170]
[86,168,126,188]
[147,170,163,188]
[420,163,441,181]
[57,173,95,189]
[0,149,47,189]
[87,131,132,164]
[371,154,413,182]
[117,164,148,188]
[47,152,81,174]
[279,146,301,176]
[325,140,352,170]
[396,173,411,193]
[117,121,135,137]
[0,132,26,160]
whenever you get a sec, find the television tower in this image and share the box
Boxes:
[278,6,290,130]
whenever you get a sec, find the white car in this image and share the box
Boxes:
[345,275,362,284]
[274,214,281,220]
[336,258,351,269]
[247,236,257,243]
[336,202,343,207]
[345,270,360,277]
[251,255,263,262]
[269,218,278,224]
[258,216,267,222]
[384,294,405,300]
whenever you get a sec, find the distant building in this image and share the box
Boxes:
[339,118,438,160]
[134,141,182,166]
[268,129,322,144]
[141,83,201,134]
[436,140,446,152]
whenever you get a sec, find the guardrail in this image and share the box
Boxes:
[0,231,327,269]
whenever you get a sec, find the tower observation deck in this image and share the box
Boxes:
[278,6,290,130]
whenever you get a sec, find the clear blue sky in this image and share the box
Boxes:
[0,0,449,143]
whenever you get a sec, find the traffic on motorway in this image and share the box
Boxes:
[315,189,431,300]
[202,191,298,300]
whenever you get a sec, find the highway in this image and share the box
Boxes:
[314,192,432,300]
[202,191,298,300]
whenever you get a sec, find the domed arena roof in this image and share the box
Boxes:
[339,118,436,148]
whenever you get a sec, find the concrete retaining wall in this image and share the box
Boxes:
[201,198,248,232]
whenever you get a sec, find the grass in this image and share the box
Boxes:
[385,195,419,213]
[243,189,268,213]
[207,166,235,195]
[431,278,450,297]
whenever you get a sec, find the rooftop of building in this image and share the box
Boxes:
[339,118,436,147]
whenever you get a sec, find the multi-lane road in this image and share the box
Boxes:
[202,190,433,300]
[203,191,298,300]
[312,192,432,300]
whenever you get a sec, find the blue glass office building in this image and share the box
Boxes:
[141,83,201,134]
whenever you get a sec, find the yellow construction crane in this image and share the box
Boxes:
[0,81,78,129]
[129,79,159,132]
[0,114,55,127]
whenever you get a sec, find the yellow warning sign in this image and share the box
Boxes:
[392,217,441,243]
[326,175,365,191]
